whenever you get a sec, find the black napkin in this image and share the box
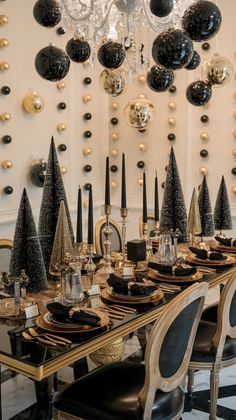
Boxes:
[148,262,196,277]
[215,236,236,247]
[209,252,227,261]
[46,302,101,326]
[107,273,128,295]
[130,284,157,296]
[189,247,226,261]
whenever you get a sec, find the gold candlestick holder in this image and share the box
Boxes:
[100,204,114,275]
[142,222,153,261]
[153,221,160,240]
[85,243,96,288]
[120,207,128,264]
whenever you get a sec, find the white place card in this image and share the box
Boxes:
[24,304,39,319]
[87,284,101,296]
[122,266,134,277]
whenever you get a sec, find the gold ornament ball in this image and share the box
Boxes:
[110,180,118,189]
[83,94,92,103]
[0,112,11,121]
[83,147,92,156]
[232,148,236,157]
[139,143,147,152]
[138,74,146,84]
[83,200,89,208]
[199,166,208,175]
[61,166,67,175]
[232,186,236,194]
[138,178,143,186]
[57,81,66,90]
[57,123,67,132]
[233,130,236,138]
[0,38,9,48]
[110,148,119,157]
[2,160,13,169]
[124,97,155,129]
[168,117,176,127]
[168,101,176,111]
[0,15,9,25]
[112,102,119,111]
[110,132,119,141]
[0,61,10,71]
[202,56,233,87]
[82,60,90,68]
[23,93,44,114]
[200,132,209,141]
[99,68,128,97]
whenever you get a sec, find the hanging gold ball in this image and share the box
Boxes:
[139,143,147,152]
[202,56,233,87]
[199,166,208,175]
[61,166,67,175]
[0,15,9,25]
[232,186,236,194]
[110,148,119,157]
[110,180,118,189]
[124,97,155,129]
[168,101,177,111]
[0,112,11,121]
[233,130,236,138]
[0,61,10,71]
[57,81,66,90]
[110,132,119,141]
[0,38,9,48]
[137,93,146,99]
[99,68,128,97]
[23,93,45,114]
[2,160,13,169]
[233,111,236,120]
[232,148,236,157]
[200,132,209,141]
[83,147,92,156]
[138,178,143,186]
[112,102,119,111]
[168,117,176,127]
[82,60,90,68]
[138,74,146,84]
[57,123,67,132]
[83,94,92,103]
[83,200,89,208]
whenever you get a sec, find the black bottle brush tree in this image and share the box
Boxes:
[214,175,232,236]
[159,146,188,242]
[198,174,215,247]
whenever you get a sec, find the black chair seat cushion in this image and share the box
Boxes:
[191,321,236,363]
[201,304,218,323]
[54,361,184,420]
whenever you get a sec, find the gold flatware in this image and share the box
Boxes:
[111,304,137,314]
[100,308,124,320]
[22,331,57,347]
[28,328,69,346]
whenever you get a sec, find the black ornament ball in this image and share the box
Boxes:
[186,81,212,107]
[84,183,91,191]
[202,42,210,51]
[58,144,67,152]
[98,41,125,69]
[168,133,176,141]
[182,1,222,42]
[57,102,66,110]
[83,77,92,85]
[33,0,61,28]
[185,50,201,70]
[161,182,165,189]
[57,26,66,35]
[110,165,118,172]
[84,113,92,120]
[2,135,12,144]
[201,115,209,123]
[35,45,70,82]
[4,186,13,195]
[84,130,92,138]
[84,165,92,172]
[30,162,47,188]
[111,117,118,125]
[66,38,91,63]
[150,0,173,18]
[1,85,11,95]
[152,29,193,70]
[200,149,208,158]
[137,161,145,169]
[169,85,177,93]
[231,167,236,176]
[147,65,174,92]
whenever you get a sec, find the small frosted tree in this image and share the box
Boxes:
[214,176,232,233]
[198,175,215,237]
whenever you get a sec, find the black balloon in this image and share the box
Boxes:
[186,81,212,106]
[201,115,209,123]
[169,85,177,93]
[137,161,145,169]
[84,112,92,120]
[110,165,118,172]
[58,102,66,110]
[66,38,91,63]
[150,0,173,17]
[30,162,47,188]
[185,50,201,70]
[4,186,13,195]
[2,135,12,144]
[168,133,176,141]
[84,131,92,138]
[35,45,70,82]
[84,165,92,172]
[98,41,125,69]
[152,29,193,70]
[33,0,61,28]
[1,86,11,95]
[182,1,222,42]
[111,117,118,125]
[147,65,174,92]
[83,77,92,85]
[200,149,208,158]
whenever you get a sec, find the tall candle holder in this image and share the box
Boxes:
[100,204,114,274]
[142,222,153,261]
[85,243,96,288]
[120,207,128,264]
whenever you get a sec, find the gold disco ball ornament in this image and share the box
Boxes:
[124,97,155,129]
[99,68,128,97]
[202,56,233,88]
[23,93,45,113]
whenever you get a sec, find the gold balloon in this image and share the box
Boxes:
[0,38,9,48]
[110,132,119,141]
[124,97,155,129]
[23,93,44,114]
[57,81,66,90]
[138,178,143,186]
[168,117,176,127]
[168,101,176,111]
[199,167,208,175]
[139,143,147,152]
[83,94,92,103]
[232,148,236,157]
[0,61,10,70]
[83,147,92,156]
[112,102,119,110]
[61,166,67,175]
[138,74,146,84]
[232,186,236,194]
[110,148,119,157]
[233,130,236,138]
[0,112,11,121]
[83,200,89,208]
[138,93,146,99]
[233,111,236,120]
[110,180,118,189]
[57,123,67,132]
[2,160,13,169]
[99,68,128,97]
[202,56,233,87]
[200,132,209,141]
[0,15,9,25]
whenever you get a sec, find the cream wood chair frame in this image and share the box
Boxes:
[0,239,13,249]
[188,272,236,420]
[94,217,122,255]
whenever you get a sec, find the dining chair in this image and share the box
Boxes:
[54,281,208,420]
[187,272,236,420]
[95,217,122,255]
[139,214,158,238]
[0,238,13,272]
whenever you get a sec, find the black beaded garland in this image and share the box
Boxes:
[110,165,118,172]
[58,144,67,152]
[56,26,65,35]
[97,41,125,69]
[84,130,92,138]
[57,102,67,110]
[1,86,11,95]
[84,183,91,191]
[161,182,165,189]
[111,117,118,125]
[169,85,177,93]
[200,149,208,158]
[200,115,209,123]
[84,112,92,120]
[202,42,210,51]
[2,135,12,144]
[33,0,62,28]
[83,77,92,85]
[4,186,13,195]
[231,168,236,175]
[35,45,70,82]
[84,164,92,172]
[168,133,176,141]
[137,161,145,169]
[66,38,91,63]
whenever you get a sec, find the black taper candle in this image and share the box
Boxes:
[154,171,159,222]
[87,184,94,245]
[105,156,110,206]
[143,172,147,223]
[76,186,83,243]
[121,153,126,208]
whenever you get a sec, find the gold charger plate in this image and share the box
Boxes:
[186,254,235,267]
[107,286,159,302]
[148,269,203,284]
[36,309,109,334]
[211,243,236,253]
[101,287,164,306]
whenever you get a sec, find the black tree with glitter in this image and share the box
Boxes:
[198,175,215,237]
[159,146,188,242]
[214,176,232,233]
[38,137,74,276]
[9,189,47,293]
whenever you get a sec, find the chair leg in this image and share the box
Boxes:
[210,366,220,420]
[187,369,195,397]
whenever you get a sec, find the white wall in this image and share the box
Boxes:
[1,0,236,241]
